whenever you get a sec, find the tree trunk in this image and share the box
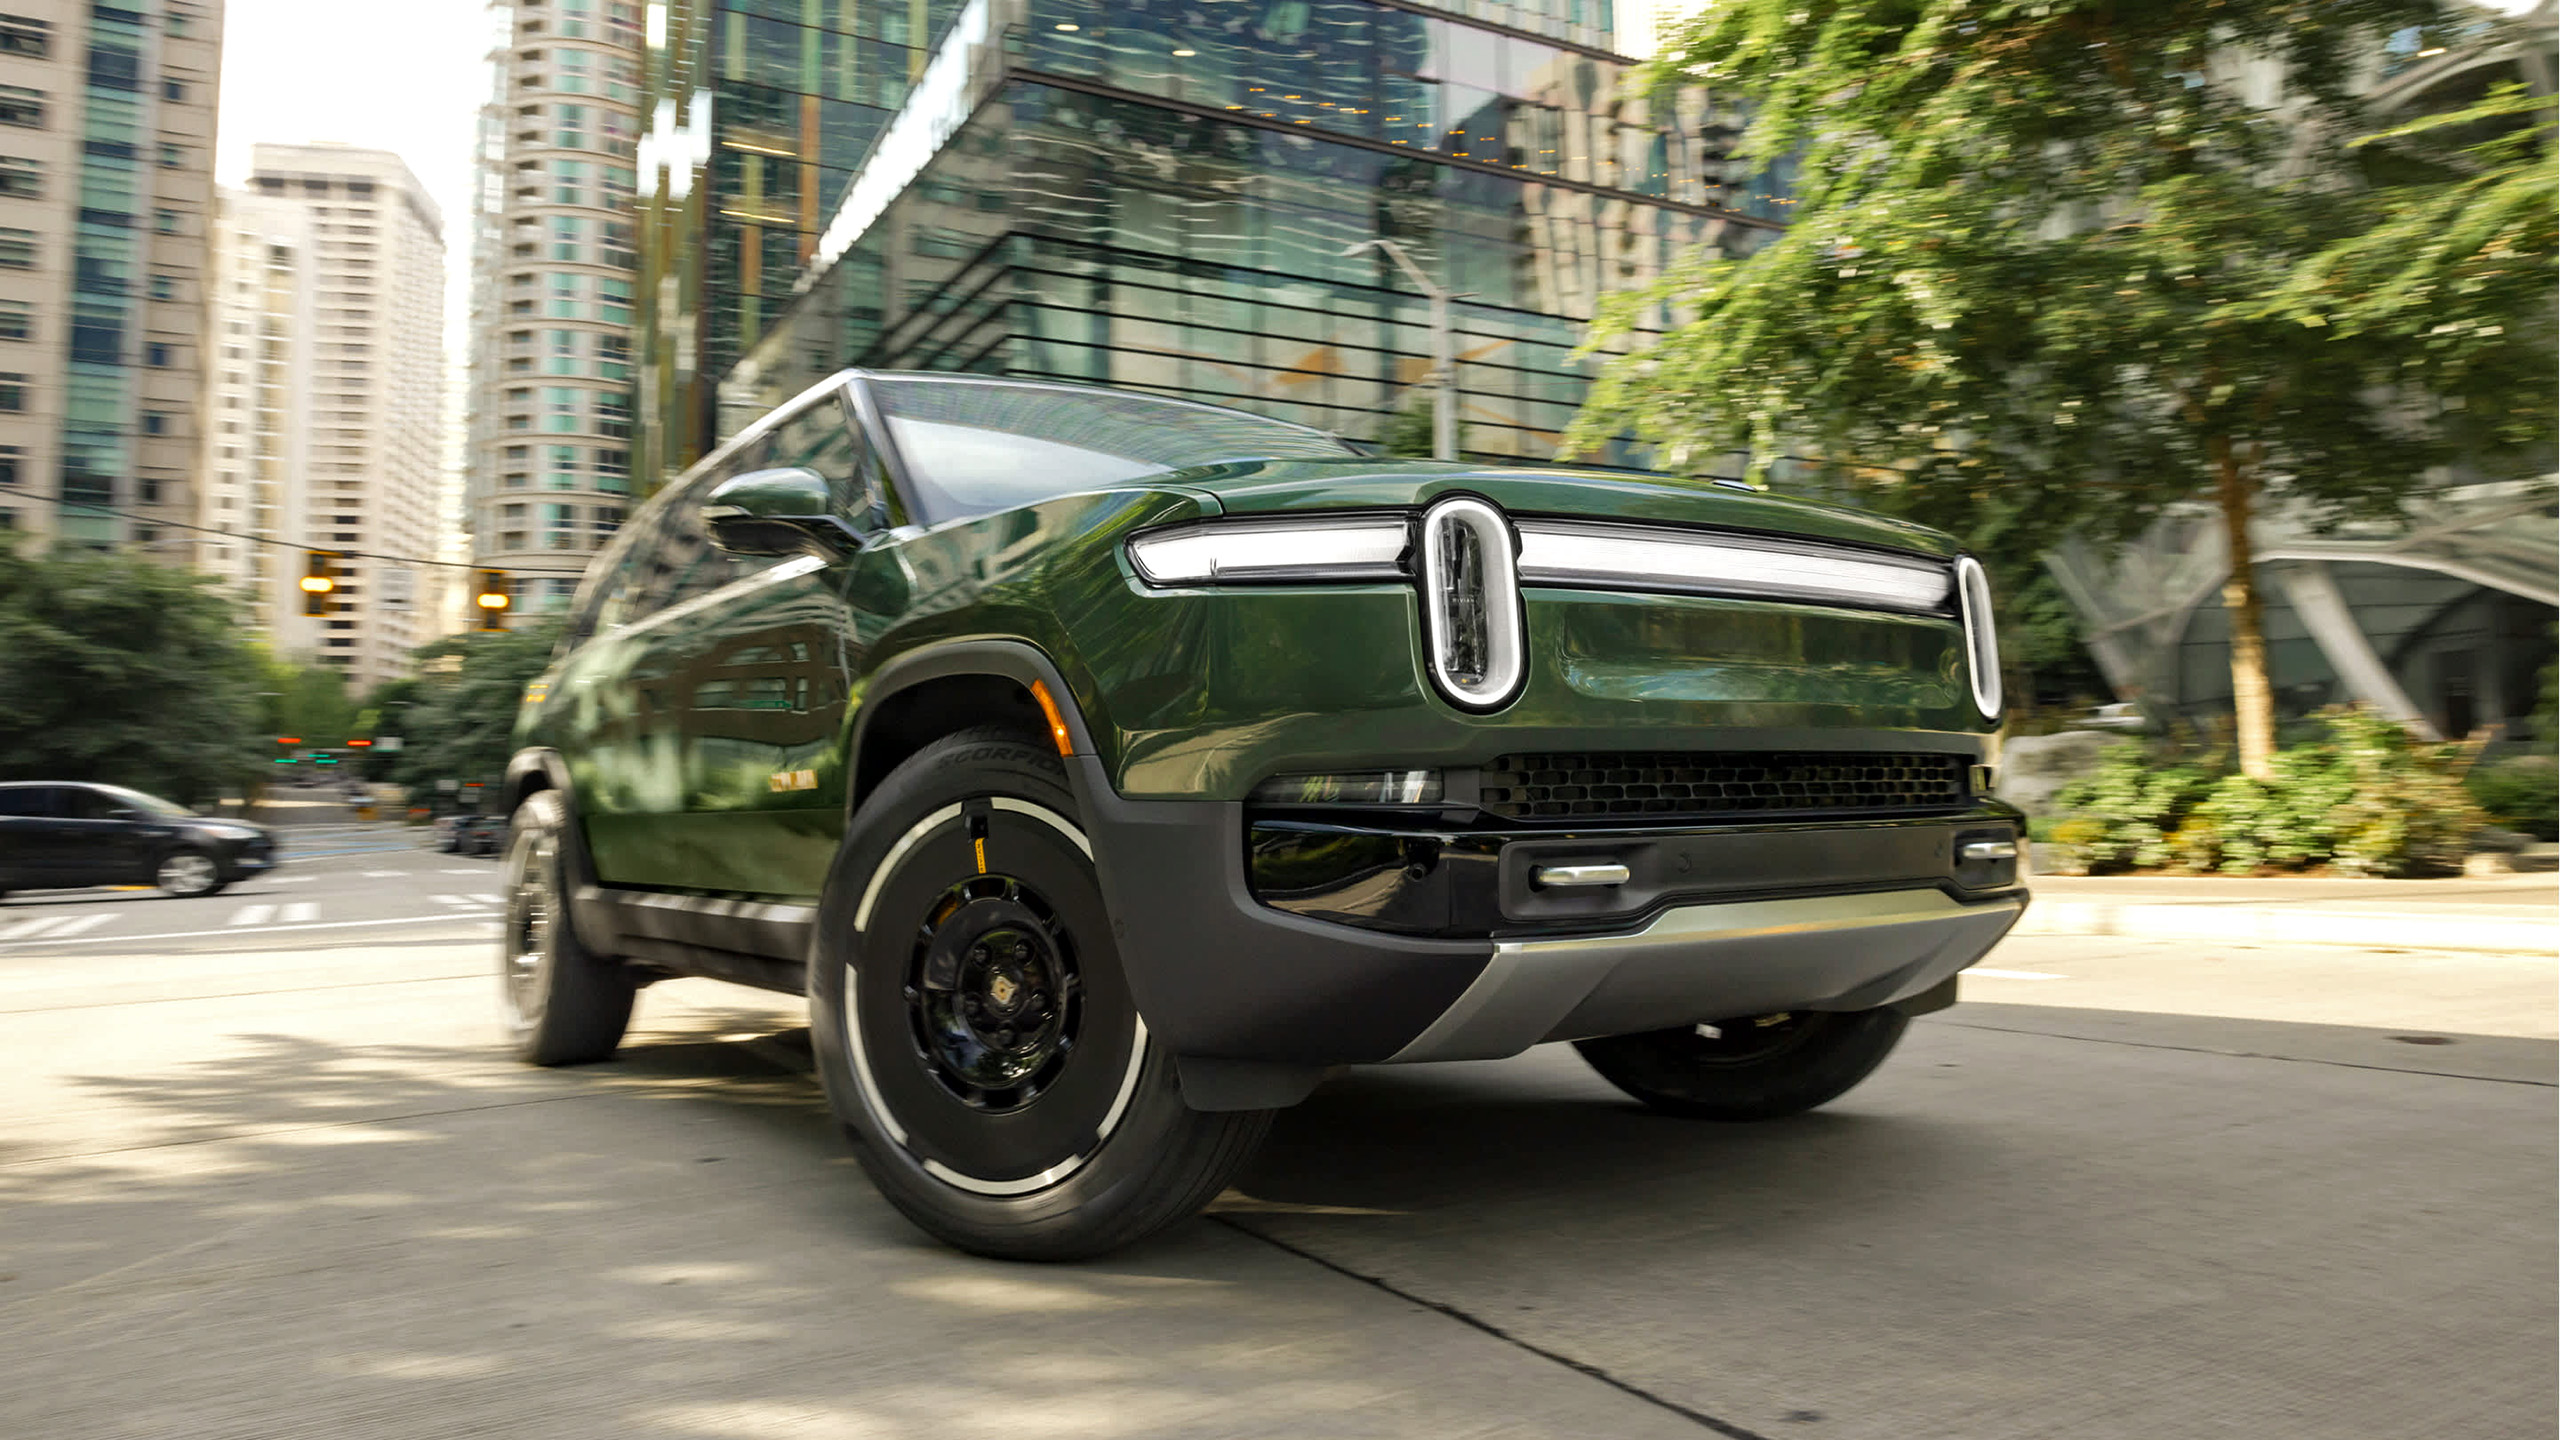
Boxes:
[2212,437,2277,779]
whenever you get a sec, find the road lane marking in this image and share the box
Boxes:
[227,904,275,926]
[361,871,408,878]
[429,893,500,909]
[1970,967,2066,981]
[279,902,319,923]
[0,913,504,949]
[0,914,118,939]
[437,867,487,875]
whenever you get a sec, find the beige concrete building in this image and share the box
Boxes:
[198,145,445,688]
[0,0,220,548]
[463,0,644,625]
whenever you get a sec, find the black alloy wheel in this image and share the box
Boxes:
[155,848,224,898]
[1574,1006,1911,1122]
[810,728,1271,1261]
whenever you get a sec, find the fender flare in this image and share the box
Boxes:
[845,638,1104,815]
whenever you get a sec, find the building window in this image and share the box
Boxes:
[0,156,40,198]
[0,85,43,128]
[551,159,584,205]
[154,209,179,234]
[161,80,186,102]
[0,374,26,411]
[541,502,576,549]
[149,274,176,300]
[142,411,169,435]
[542,386,580,433]
[0,227,33,268]
[0,445,18,486]
[157,142,183,168]
[0,300,28,341]
[0,15,48,58]
[555,103,586,149]
[145,343,172,367]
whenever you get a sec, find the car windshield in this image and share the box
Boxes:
[94,785,194,818]
[868,377,1356,523]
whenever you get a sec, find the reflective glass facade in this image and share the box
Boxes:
[708,0,1774,467]
[636,0,958,486]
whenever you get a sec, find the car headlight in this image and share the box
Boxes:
[1251,770,1442,805]
[1126,517,1409,586]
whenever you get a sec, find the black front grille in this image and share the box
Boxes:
[1478,751,1969,822]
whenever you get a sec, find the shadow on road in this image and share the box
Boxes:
[6,997,2553,1439]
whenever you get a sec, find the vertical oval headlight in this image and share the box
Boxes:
[1419,496,1525,711]
[1956,555,2001,719]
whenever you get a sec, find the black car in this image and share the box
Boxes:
[0,783,280,899]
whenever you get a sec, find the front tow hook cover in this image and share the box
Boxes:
[1532,862,1631,888]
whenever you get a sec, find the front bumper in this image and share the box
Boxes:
[1071,756,2026,1070]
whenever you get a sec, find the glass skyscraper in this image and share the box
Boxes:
[638,0,1773,476]
[635,0,958,488]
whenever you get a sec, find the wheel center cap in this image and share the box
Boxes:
[987,969,1022,1012]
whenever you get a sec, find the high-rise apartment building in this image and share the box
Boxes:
[198,145,446,688]
[0,0,221,548]
[462,0,643,626]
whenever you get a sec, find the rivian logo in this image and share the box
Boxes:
[1417,495,1526,712]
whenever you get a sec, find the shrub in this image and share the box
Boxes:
[2047,744,2217,872]
[2468,754,2558,842]
[2046,707,2487,876]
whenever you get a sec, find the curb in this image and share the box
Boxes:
[2014,901,2556,955]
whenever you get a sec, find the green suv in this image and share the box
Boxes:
[501,372,2026,1258]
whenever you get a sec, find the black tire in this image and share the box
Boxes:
[809,728,1270,1261]
[500,789,634,1065]
[155,848,226,898]
[1574,1006,1910,1122]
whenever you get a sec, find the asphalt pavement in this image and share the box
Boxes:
[0,853,2551,1440]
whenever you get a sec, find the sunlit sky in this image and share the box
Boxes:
[214,0,496,356]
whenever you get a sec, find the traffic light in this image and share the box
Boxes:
[474,570,511,631]
[300,551,336,617]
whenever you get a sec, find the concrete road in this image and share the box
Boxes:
[0,918,2549,1439]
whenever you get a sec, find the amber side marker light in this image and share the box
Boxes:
[1028,680,1074,757]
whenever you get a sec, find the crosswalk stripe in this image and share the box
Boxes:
[0,913,114,939]
[228,904,275,926]
[280,902,319,923]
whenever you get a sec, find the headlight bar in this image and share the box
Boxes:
[1513,519,1955,615]
[1125,516,1410,586]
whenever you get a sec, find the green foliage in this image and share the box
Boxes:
[2048,746,2218,872]
[0,538,266,806]
[2466,755,2557,842]
[1569,0,2554,758]
[260,656,358,750]
[388,620,563,799]
[2052,708,2488,875]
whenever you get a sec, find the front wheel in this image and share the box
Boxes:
[810,729,1270,1261]
[1574,1006,1910,1122]
[156,848,225,898]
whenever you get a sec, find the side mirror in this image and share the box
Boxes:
[702,467,862,558]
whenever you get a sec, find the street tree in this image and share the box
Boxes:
[389,620,563,803]
[0,537,265,805]
[1570,0,2555,776]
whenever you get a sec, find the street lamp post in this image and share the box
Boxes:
[1343,239,1460,462]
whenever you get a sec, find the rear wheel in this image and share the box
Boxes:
[500,790,634,1065]
[155,849,224,898]
[810,729,1269,1261]
[1574,1007,1910,1121]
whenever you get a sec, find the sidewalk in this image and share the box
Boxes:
[2018,872,2559,954]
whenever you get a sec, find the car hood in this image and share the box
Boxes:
[1162,460,1959,558]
